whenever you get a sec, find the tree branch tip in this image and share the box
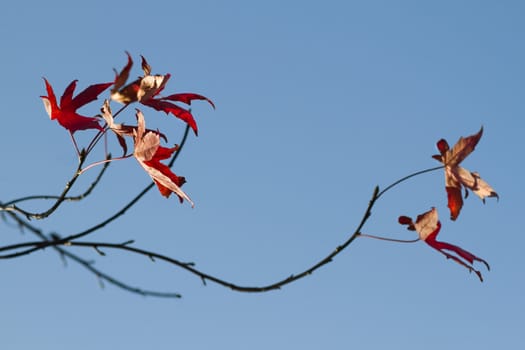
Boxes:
[94,246,106,256]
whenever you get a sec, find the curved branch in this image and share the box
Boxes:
[377,165,443,199]
[1,211,181,298]
[358,233,420,243]
[0,159,440,294]
[43,186,381,293]
[59,166,441,292]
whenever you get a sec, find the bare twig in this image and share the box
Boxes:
[1,211,181,298]
[377,165,444,199]
[1,186,379,292]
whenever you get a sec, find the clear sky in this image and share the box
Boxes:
[0,1,523,349]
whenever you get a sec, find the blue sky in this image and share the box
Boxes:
[0,1,523,349]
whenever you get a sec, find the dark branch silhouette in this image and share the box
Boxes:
[1,166,445,294]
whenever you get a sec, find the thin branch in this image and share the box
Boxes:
[358,233,420,243]
[168,124,191,167]
[2,211,181,298]
[64,248,182,298]
[85,103,131,155]
[79,154,132,175]
[377,165,444,199]
[58,165,437,292]
[0,163,437,291]
[43,186,382,293]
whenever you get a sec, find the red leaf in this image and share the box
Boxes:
[142,98,199,135]
[60,80,77,107]
[433,127,498,220]
[42,78,59,115]
[145,157,186,200]
[133,110,193,206]
[110,53,214,134]
[399,208,489,281]
[445,186,463,221]
[70,81,114,111]
[41,78,112,134]
[163,93,216,109]
[425,231,490,272]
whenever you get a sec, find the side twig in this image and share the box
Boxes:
[0,152,91,220]
[1,211,182,298]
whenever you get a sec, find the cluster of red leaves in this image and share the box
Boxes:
[111,52,215,136]
[41,53,214,205]
[397,128,498,281]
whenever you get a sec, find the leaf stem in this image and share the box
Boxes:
[377,165,444,199]
[358,232,420,243]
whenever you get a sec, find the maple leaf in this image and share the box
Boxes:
[133,109,193,206]
[399,207,489,282]
[41,78,113,133]
[111,53,214,135]
[432,127,498,220]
